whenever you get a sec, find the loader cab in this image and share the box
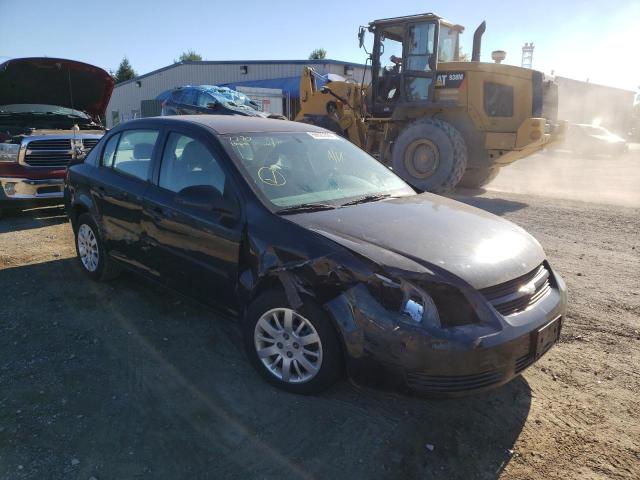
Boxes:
[366,14,463,116]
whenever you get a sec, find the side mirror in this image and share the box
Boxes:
[206,101,219,109]
[175,185,239,218]
[358,27,366,49]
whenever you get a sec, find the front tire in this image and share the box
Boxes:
[458,165,501,188]
[74,213,121,281]
[391,118,468,193]
[243,290,343,394]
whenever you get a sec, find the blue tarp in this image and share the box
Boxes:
[223,75,327,99]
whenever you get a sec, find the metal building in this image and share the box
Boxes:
[107,59,370,127]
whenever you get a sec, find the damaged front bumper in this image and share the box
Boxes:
[324,267,568,397]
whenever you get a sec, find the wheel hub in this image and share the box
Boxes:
[405,139,440,179]
[77,224,99,272]
[254,308,323,384]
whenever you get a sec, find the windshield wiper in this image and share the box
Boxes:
[340,193,391,207]
[276,203,339,215]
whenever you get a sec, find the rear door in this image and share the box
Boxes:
[92,128,160,266]
[141,127,243,308]
[176,88,199,115]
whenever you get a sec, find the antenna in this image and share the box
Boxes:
[521,43,534,69]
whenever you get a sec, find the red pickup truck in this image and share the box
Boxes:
[0,57,114,216]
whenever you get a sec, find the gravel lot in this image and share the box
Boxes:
[1,149,638,479]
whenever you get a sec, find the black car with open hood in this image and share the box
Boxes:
[0,57,114,215]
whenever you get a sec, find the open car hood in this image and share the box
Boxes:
[0,57,115,120]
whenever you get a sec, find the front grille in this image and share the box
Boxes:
[24,138,73,167]
[515,353,534,374]
[406,369,505,393]
[480,264,552,316]
[82,138,99,150]
[25,139,72,150]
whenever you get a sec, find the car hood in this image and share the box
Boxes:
[287,194,546,290]
[0,57,115,119]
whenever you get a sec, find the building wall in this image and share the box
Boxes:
[107,61,371,127]
[556,76,635,134]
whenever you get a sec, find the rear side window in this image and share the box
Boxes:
[101,134,120,166]
[484,82,514,117]
[197,92,215,107]
[181,89,198,106]
[159,132,226,193]
[111,130,159,181]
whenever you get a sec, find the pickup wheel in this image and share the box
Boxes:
[243,290,343,394]
[74,213,121,281]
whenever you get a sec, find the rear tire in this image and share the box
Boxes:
[243,289,343,394]
[391,118,468,193]
[74,213,121,281]
[458,166,501,188]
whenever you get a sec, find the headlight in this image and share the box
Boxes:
[375,274,478,328]
[376,275,440,327]
[0,143,20,163]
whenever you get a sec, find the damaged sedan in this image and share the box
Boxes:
[64,115,567,396]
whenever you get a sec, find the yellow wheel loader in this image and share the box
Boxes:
[295,13,565,192]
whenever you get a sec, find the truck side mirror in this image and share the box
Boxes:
[358,27,366,49]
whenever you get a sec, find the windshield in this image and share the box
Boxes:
[0,103,90,118]
[221,131,414,210]
[438,26,459,62]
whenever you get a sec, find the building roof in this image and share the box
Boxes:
[115,59,368,89]
[116,114,327,135]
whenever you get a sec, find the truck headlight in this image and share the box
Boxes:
[0,143,20,162]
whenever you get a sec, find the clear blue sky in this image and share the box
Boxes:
[1,0,638,91]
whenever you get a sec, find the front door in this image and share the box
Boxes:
[92,128,160,266]
[141,129,242,309]
[402,21,438,103]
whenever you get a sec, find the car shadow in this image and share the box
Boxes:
[448,189,529,216]
[0,259,531,479]
[0,205,67,233]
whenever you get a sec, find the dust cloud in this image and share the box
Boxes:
[484,144,640,208]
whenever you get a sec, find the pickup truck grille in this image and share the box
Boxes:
[23,138,99,167]
[480,264,552,316]
[82,138,100,151]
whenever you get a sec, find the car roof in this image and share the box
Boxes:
[117,115,328,135]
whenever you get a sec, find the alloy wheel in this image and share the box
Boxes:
[254,308,323,384]
[77,223,99,272]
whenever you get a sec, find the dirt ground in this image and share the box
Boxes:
[0,148,639,479]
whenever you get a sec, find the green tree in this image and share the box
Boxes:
[308,48,327,60]
[175,50,203,63]
[114,57,136,83]
[458,47,470,62]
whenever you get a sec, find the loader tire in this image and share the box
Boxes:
[458,166,501,189]
[391,118,467,193]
